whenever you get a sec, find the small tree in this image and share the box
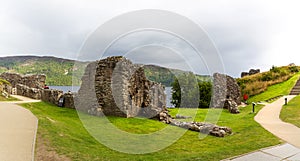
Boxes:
[171,72,199,108]
[171,73,212,108]
[198,81,212,108]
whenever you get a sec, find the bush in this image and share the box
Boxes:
[289,66,299,73]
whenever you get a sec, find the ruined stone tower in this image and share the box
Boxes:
[76,56,166,118]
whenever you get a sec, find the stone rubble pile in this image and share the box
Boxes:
[158,110,232,137]
[224,98,240,114]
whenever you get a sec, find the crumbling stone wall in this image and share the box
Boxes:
[95,56,166,118]
[241,69,260,77]
[0,72,46,99]
[76,56,166,118]
[41,89,63,105]
[41,89,75,108]
[0,72,46,89]
[75,62,100,115]
[63,92,75,109]
[211,73,241,108]
[16,84,41,99]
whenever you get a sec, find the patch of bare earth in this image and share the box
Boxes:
[35,133,71,161]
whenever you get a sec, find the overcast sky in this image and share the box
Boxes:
[1,0,300,77]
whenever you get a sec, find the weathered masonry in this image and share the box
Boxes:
[77,56,166,118]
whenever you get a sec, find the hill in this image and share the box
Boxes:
[0,56,210,86]
[237,65,300,97]
[143,65,211,87]
[0,56,85,86]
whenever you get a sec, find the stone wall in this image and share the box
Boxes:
[41,89,63,105]
[211,73,241,108]
[76,56,166,118]
[62,92,75,109]
[241,69,260,77]
[0,72,46,99]
[0,72,46,89]
[75,62,100,115]
[41,89,75,108]
[16,84,42,99]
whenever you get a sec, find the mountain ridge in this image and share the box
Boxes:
[0,55,210,86]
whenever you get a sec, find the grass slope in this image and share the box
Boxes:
[21,102,281,161]
[238,66,300,97]
[280,95,300,128]
[248,72,300,103]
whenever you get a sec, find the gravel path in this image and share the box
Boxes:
[0,96,39,161]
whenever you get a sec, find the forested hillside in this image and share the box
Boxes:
[0,56,210,86]
[0,56,85,85]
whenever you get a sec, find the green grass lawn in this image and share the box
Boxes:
[280,95,300,128]
[21,102,281,161]
[248,72,300,103]
[19,72,300,160]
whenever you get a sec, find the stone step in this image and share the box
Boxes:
[289,78,300,95]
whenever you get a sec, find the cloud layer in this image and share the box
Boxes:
[1,0,300,77]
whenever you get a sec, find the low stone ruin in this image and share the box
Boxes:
[0,72,46,99]
[158,110,232,137]
[62,92,75,109]
[16,84,41,99]
[0,72,75,106]
[241,69,260,78]
[172,121,232,137]
[0,72,46,89]
[211,73,241,114]
[41,89,75,108]
[41,89,63,106]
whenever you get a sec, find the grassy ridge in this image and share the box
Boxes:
[248,72,300,103]
[237,66,300,97]
[21,101,281,161]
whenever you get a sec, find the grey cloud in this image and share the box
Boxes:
[0,0,293,77]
